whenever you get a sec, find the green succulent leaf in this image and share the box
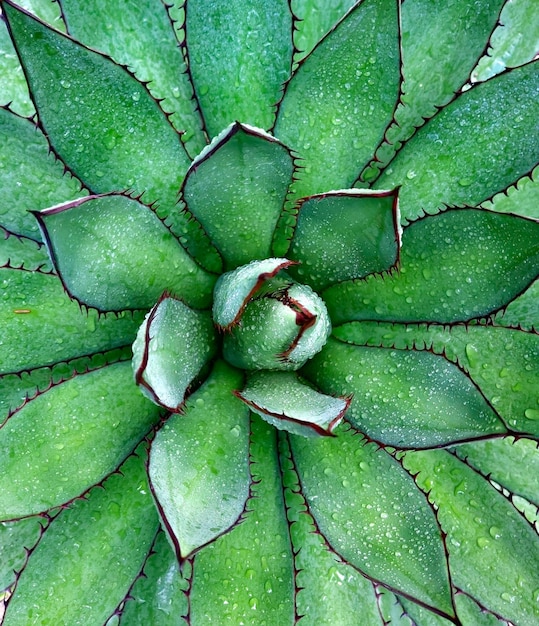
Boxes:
[185,0,293,137]
[404,448,539,625]
[3,1,190,209]
[0,107,85,239]
[290,422,454,618]
[118,531,189,625]
[0,226,52,273]
[2,448,160,626]
[188,417,294,622]
[0,19,33,116]
[359,0,505,180]
[148,361,250,561]
[291,0,357,62]
[481,166,539,220]
[182,123,294,270]
[222,280,331,371]
[35,193,215,311]
[237,371,349,437]
[303,337,506,448]
[454,437,539,507]
[279,434,384,623]
[132,294,217,412]
[288,189,400,291]
[472,0,539,81]
[333,322,539,438]
[275,0,400,199]
[325,208,539,325]
[370,62,539,221]
[59,0,206,158]
[0,264,144,374]
[494,278,539,331]
[0,359,161,520]
[212,257,294,328]
[0,516,45,591]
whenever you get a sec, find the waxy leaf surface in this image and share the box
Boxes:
[0,263,143,374]
[333,322,539,437]
[404,449,539,625]
[183,124,294,270]
[238,371,349,437]
[0,107,85,239]
[303,338,506,448]
[279,434,383,623]
[188,418,294,623]
[0,360,161,519]
[290,422,454,617]
[118,531,189,625]
[4,2,190,209]
[288,189,399,291]
[3,449,160,626]
[133,295,217,412]
[372,62,539,221]
[455,436,539,507]
[149,361,250,560]
[275,0,400,199]
[325,209,539,325]
[359,0,504,181]
[60,0,206,157]
[186,0,293,137]
[36,194,215,311]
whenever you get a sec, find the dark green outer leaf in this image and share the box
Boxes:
[0,517,45,591]
[4,2,191,210]
[118,531,189,626]
[333,322,539,437]
[291,0,357,63]
[0,266,144,374]
[188,417,294,624]
[0,348,127,424]
[371,62,539,222]
[0,19,33,116]
[358,0,504,182]
[58,0,206,158]
[454,437,539,507]
[0,226,52,272]
[481,165,539,220]
[275,0,400,200]
[279,434,385,624]
[403,449,539,625]
[0,361,161,520]
[494,278,539,331]
[0,107,85,239]
[36,194,216,311]
[324,209,539,325]
[290,422,454,617]
[302,338,506,448]
[3,449,160,626]
[185,0,293,137]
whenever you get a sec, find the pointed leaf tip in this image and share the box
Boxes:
[132,294,217,412]
[237,371,350,437]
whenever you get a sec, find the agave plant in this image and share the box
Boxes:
[1,0,538,623]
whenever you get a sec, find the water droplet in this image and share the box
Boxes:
[476,536,489,548]
[524,408,539,420]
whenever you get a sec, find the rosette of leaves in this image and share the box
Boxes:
[1,0,538,624]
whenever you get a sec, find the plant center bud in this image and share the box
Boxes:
[212,259,331,371]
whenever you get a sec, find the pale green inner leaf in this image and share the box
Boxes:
[149,361,250,559]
